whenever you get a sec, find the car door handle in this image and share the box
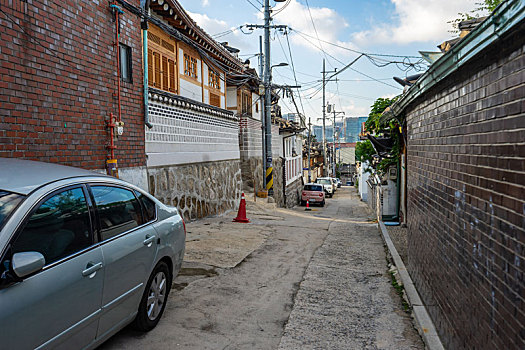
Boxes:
[82,262,103,277]
[143,234,156,246]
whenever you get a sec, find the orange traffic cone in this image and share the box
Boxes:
[305,199,311,211]
[233,193,250,223]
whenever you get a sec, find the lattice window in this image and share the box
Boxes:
[184,53,198,79]
[209,69,220,90]
[147,26,177,93]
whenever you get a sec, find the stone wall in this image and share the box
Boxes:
[270,157,303,208]
[240,157,264,191]
[147,160,242,222]
[405,19,524,350]
[272,158,284,206]
[284,177,303,208]
[239,116,264,191]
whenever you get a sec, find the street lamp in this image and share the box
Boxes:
[270,62,289,79]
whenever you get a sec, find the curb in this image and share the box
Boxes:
[378,221,445,350]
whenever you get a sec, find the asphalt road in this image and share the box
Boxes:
[99,187,423,349]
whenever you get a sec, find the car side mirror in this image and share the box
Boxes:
[12,252,45,278]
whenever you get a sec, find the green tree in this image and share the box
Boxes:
[355,140,375,163]
[450,0,504,32]
[362,96,403,175]
[364,97,399,135]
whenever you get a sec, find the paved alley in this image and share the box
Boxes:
[278,190,423,349]
[100,187,423,349]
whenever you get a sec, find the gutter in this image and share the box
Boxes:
[391,0,525,116]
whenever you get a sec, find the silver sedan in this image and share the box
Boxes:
[0,158,186,349]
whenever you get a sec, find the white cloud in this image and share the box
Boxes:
[340,102,368,117]
[186,11,255,53]
[264,0,358,58]
[201,0,210,7]
[352,0,481,45]
[187,11,228,36]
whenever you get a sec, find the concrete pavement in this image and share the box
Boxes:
[278,189,423,349]
[100,187,423,349]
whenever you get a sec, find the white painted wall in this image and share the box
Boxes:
[202,62,209,86]
[179,79,202,102]
[251,92,262,121]
[359,161,370,201]
[226,87,237,109]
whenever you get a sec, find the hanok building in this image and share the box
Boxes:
[143,0,249,220]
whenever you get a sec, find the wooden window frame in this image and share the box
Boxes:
[184,53,198,79]
[147,26,178,93]
[209,69,220,90]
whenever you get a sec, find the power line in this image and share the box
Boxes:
[284,29,307,121]
[304,0,335,69]
[272,0,291,16]
[292,30,400,90]
[245,0,263,13]
[290,28,422,59]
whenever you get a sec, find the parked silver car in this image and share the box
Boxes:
[0,158,186,349]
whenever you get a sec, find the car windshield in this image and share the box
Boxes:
[316,179,331,185]
[304,185,323,191]
[0,190,25,230]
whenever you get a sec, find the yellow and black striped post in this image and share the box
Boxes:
[266,166,273,194]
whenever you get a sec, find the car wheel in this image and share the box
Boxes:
[320,200,325,207]
[133,261,171,332]
[329,193,333,198]
[301,200,306,206]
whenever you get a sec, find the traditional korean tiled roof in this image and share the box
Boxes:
[149,0,245,72]
[149,87,237,121]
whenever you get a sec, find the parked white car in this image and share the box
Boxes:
[315,177,335,198]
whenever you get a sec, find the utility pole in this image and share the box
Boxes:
[333,108,336,177]
[322,59,326,177]
[307,118,312,182]
[263,0,273,194]
[321,60,337,177]
[259,35,266,187]
[246,4,287,195]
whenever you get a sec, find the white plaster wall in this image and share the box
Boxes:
[202,63,209,86]
[179,79,202,102]
[226,87,237,109]
[119,166,149,191]
[220,95,225,109]
[359,161,370,201]
[203,89,209,105]
[271,125,283,158]
[178,48,184,75]
[251,92,262,121]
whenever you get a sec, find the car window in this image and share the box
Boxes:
[11,187,92,266]
[92,186,143,241]
[316,179,330,185]
[136,191,156,223]
[0,190,25,230]
[304,185,322,191]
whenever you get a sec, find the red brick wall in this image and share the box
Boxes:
[0,0,145,169]
[405,21,524,349]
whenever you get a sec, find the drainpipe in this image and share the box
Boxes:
[110,3,124,124]
[142,0,153,129]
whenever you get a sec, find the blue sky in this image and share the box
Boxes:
[179,0,481,124]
